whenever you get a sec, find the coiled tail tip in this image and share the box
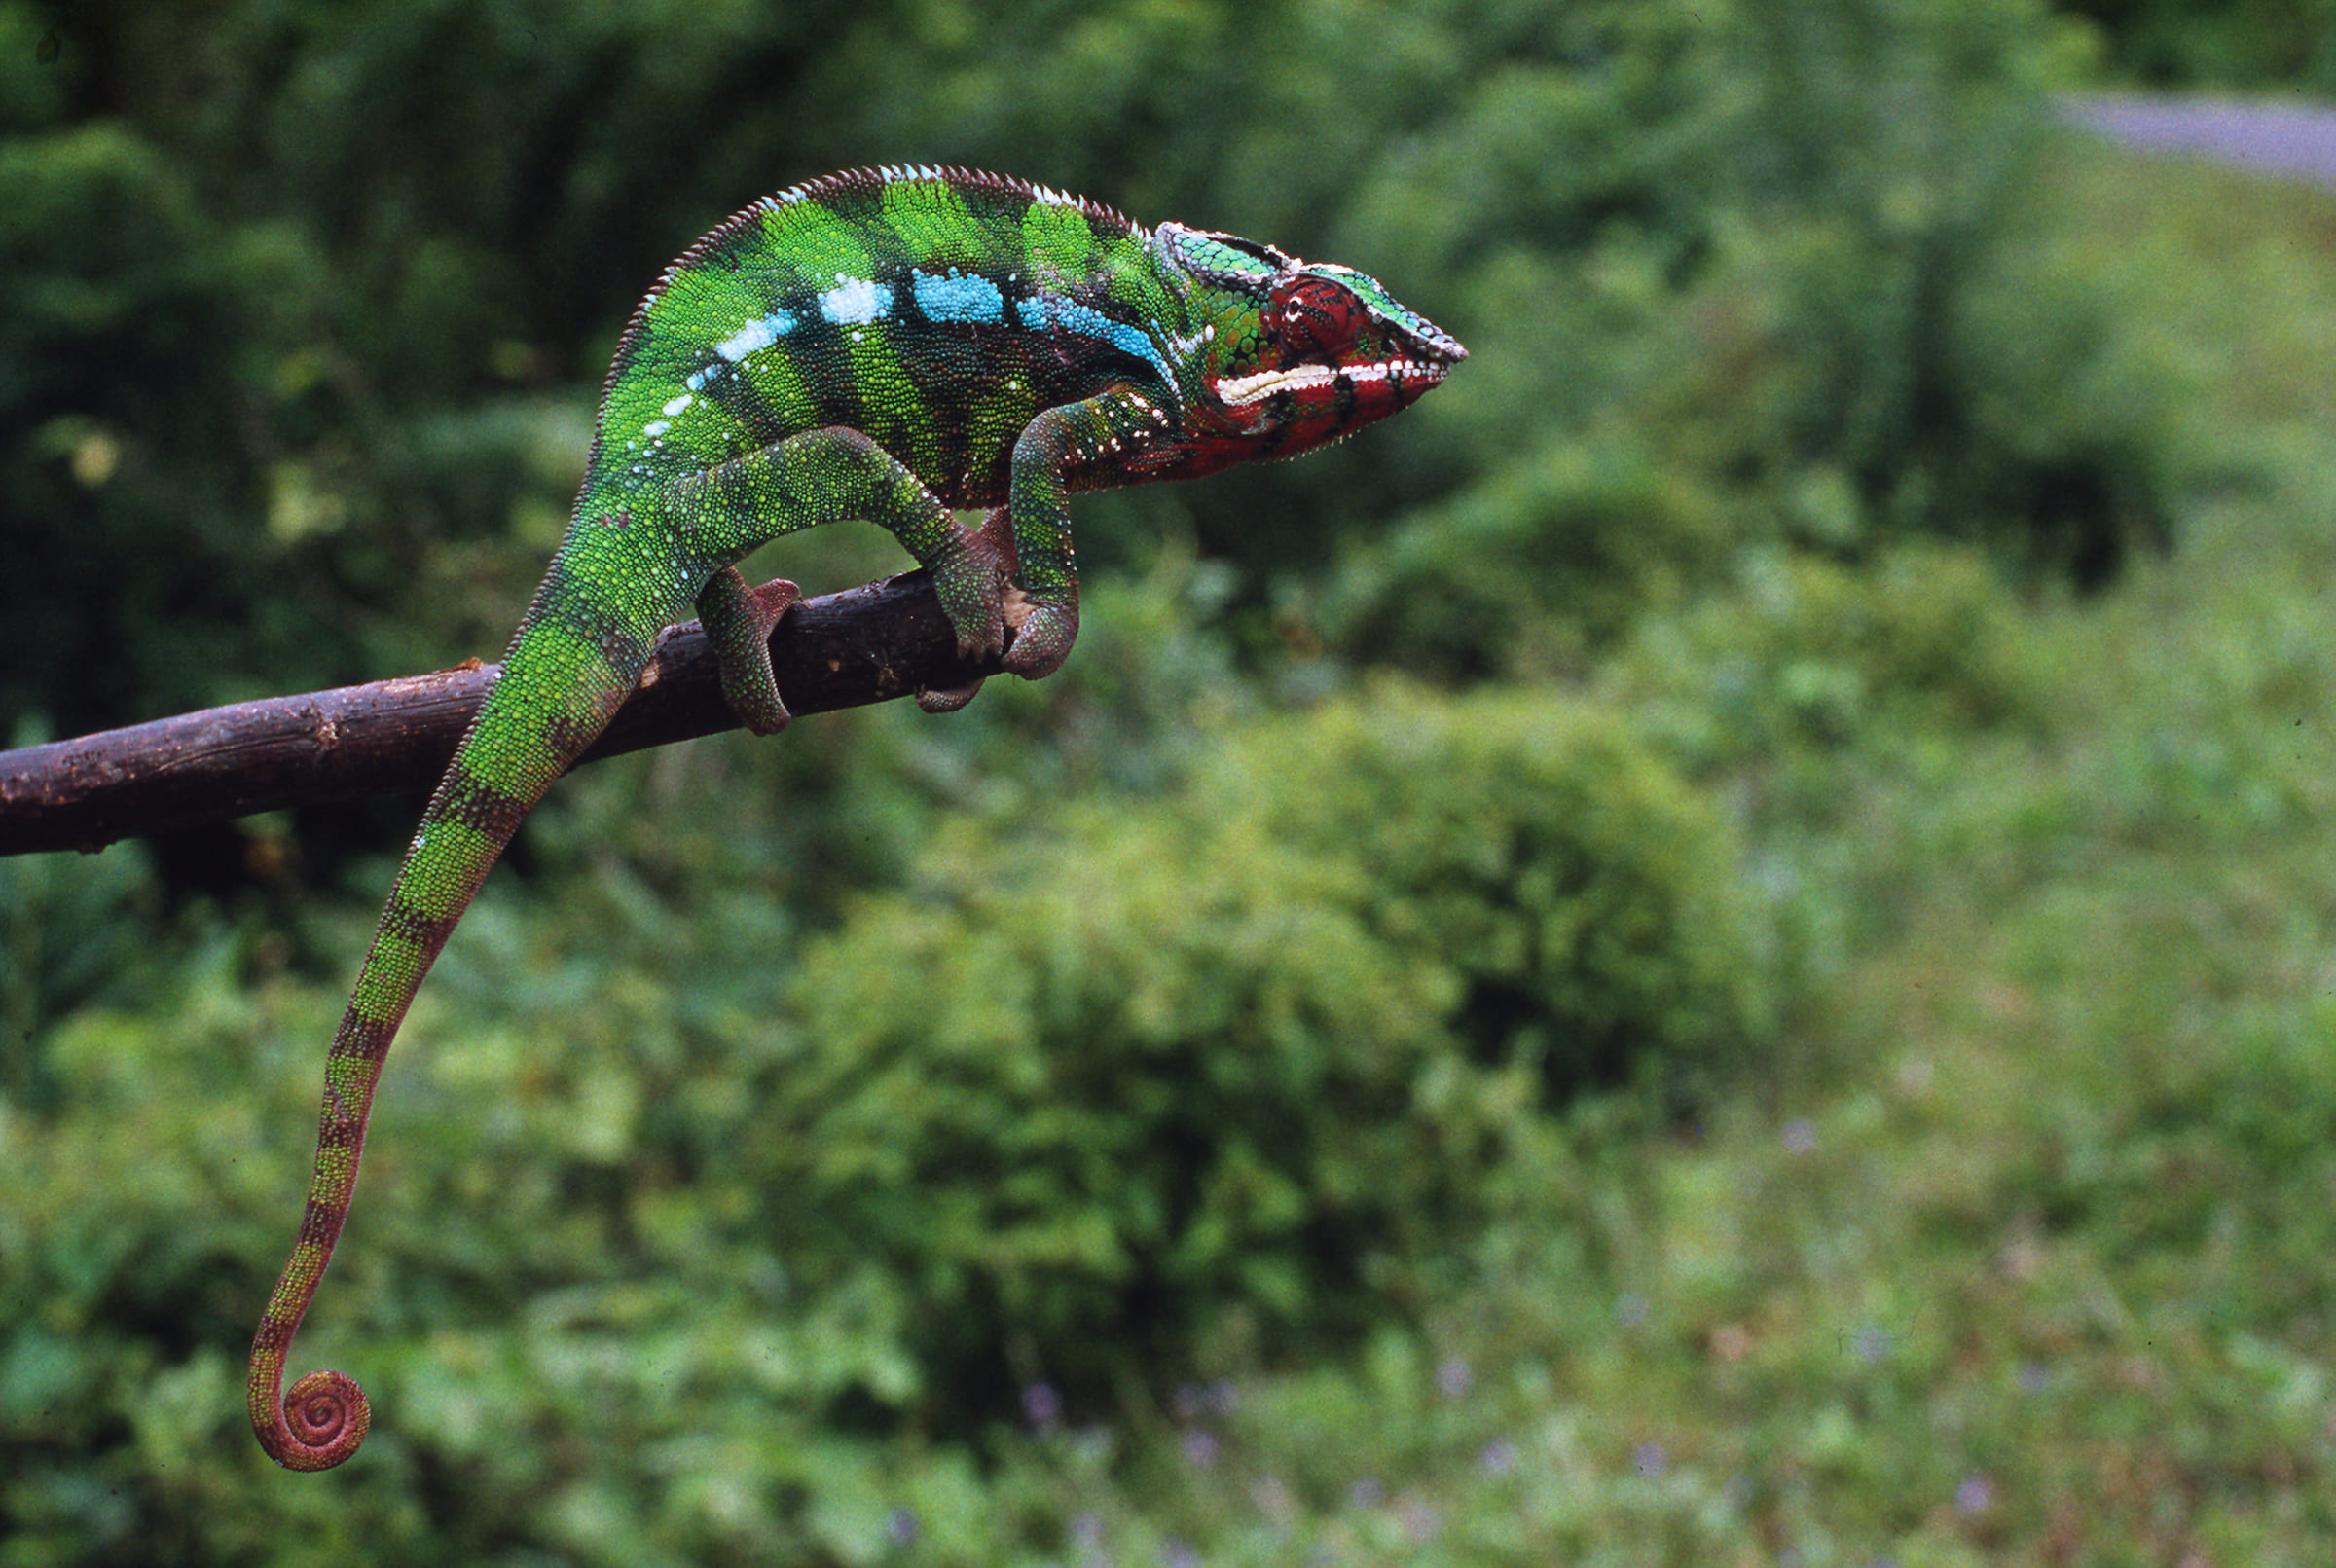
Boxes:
[254,1367,371,1472]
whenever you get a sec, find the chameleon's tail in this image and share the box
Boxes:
[248,564,678,1470]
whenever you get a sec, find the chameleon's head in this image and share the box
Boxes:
[1153,222,1466,470]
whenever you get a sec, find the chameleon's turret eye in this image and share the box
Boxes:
[1157,222,1293,290]
[1270,273,1367,361]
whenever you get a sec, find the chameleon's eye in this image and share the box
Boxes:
[1270,274,1366,361]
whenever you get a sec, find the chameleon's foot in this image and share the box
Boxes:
[700,570,803,735]
[929,510,1019,665]
[946,507,1076,680]
[1002,587,1079,682]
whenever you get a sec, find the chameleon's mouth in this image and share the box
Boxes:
[1214,354,1460,409]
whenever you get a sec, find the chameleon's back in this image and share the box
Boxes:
[591,166,1172,515]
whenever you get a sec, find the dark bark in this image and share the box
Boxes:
[0,571,993,857]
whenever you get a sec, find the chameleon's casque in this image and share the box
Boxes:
[249,165,1463,1469]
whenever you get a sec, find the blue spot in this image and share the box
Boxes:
[913,269,1005,325]
[1024,293,1169,381]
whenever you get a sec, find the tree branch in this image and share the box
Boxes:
[0,571,994,857]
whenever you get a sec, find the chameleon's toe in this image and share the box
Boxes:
[917,677,985,713]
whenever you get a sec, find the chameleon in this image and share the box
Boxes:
[247,164,1465,1470]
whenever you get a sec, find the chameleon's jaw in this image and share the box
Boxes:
[1170,344,1458,474]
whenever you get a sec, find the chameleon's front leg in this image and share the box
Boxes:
[1000,386,1165,680]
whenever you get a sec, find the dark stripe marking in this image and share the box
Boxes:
[377,897,462,952]
[433,773,534,841]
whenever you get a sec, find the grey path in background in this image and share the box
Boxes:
[2062,94,2336,192]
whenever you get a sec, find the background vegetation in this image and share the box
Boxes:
[5,0,2334,1560]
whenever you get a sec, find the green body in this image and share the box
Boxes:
[250,164,1464,1469]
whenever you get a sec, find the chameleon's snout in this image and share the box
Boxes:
[1410,318,1468,367]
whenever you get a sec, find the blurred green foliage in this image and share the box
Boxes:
[2057,0,2336,87]
[9,0,2336,1560]
[771,685,1770,1424]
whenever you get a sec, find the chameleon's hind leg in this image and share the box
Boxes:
[672,427,1015,726]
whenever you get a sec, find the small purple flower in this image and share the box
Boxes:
[1160,1540,1200,1568]
[1478,1438,1518,1477]
[1955,1474,1994,1514]
[1633,1440,1667,1478]
[1024,1382,1063,1431]
[1250,1476,1296,1523]
[2018,1361,2049,1394]
[886,1508,920,1546]
[1782,1117,1817,1153]
[1181,1428,1220,1470]
[1348,1476,1385,1509]
[1400,1494,1442,1542]
[1436,1356,1474,1400]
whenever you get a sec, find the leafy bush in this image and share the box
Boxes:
[1313,435,1739,679]
[2056,0,2336,89]
[1602,541,2037,774]
[767,683,1773,1420]
[1656,0,2187,584]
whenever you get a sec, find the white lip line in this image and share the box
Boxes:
[1214,357,1453,408]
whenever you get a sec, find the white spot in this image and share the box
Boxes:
[643,419,671,438]
[820,277,890,326]
[714,310,795,362]
[661,393,694,417]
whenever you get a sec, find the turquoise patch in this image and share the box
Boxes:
[1023,293,1168,381]
[912,269,1006,325]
